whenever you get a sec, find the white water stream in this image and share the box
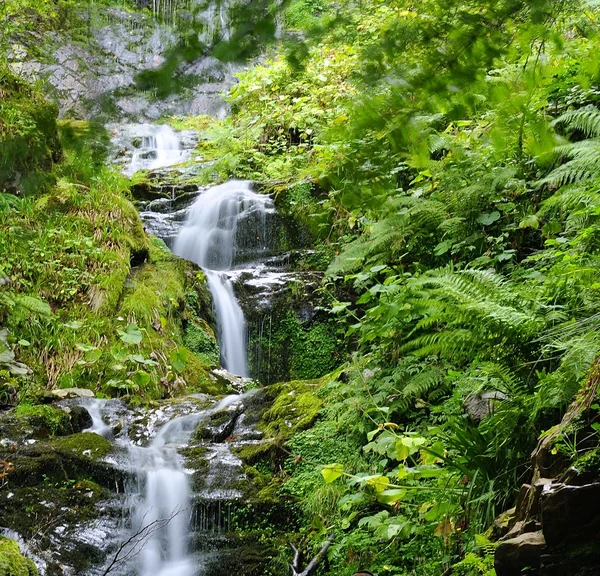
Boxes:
[82,395,244,576]
[123,124,189,176]
[173,180,275,377]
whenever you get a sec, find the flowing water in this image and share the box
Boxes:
[79,394,248,576]
[116,124,191,176]
[173,180,276,377]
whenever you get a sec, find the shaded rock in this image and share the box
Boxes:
[490,507,516,540]
[495,531,546,576]
[541,482,600,548]
[464,391,508,421]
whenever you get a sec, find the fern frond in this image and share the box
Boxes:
[553,105,600,137]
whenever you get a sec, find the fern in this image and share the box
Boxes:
[553,105,600,138]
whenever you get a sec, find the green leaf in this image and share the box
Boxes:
[376,488,406,504]
[519,214,540,229]
[63,321,83,330]
[17,339,30,347]
[118,323,143,345]
[132,370,151,388]
[477,212,500,226]
[169,347,187,373]
[321,463,344,483]
[434,240,452,256]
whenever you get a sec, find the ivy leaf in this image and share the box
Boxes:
[321,463,344,483]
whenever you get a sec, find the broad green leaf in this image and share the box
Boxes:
[321,463,344,483]
[118,324,143,345]
[519,214,540,229]
[132,370,151,388]
[477,211,501,226]
[376,488,406,504]
[63,321,83,330]
[169,347,187,373]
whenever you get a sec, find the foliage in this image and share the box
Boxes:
[201,0,600,573]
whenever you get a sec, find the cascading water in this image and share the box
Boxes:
[79,394,246,576]
[123,124,189,176]
[173,180,275,377]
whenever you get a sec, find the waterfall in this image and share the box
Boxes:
[125,124,188,175]
[173,180,274,377]
[76,394,248,576]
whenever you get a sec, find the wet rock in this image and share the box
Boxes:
[495,531,546,576]
[540,482,600,548]
[63,405,93,433]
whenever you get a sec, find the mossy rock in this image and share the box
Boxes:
[50,432,112,459]
[4,404,91,440]
[0,65,60,195]
[0,537,37,576]
[261,380,322,441]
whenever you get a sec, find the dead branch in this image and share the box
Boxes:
[102,506,188,576]
[290,534,334,576]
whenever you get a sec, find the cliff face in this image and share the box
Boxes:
[5,4,236,122]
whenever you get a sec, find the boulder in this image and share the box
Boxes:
[541,483,600,548]
[51,388,94,400]
[495,531,546,576]
[464,391,508,421]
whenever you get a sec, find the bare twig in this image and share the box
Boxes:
[102,506,188,576]
[290,534,335,576]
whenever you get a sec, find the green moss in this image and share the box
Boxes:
[0,64,60,195]
[262,380,323,441]
[13,404,70,436]
[179,446,209,471]
[0,537,37,576]
[51,432,112,459]
[184,322,219,365]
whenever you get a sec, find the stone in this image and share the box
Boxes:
[490,507,516,540]
[51,388,95,400]
[464,391,508,421]
[541,482,600,548]
[495,531,547,576]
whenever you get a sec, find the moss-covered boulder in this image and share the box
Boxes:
[0,537,37,576]
[0,64,60,194]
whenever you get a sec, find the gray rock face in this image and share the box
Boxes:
[495,531,546,576]
[8,7,238,121]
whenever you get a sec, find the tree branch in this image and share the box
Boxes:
[290,534,334,576]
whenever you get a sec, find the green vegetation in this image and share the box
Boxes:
[4,0,600,574]
[173,0,600,574]
[0,537,37,576]
[0,65,221,404]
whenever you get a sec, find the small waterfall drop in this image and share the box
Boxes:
[123,124,188,175]
[173,180,275,376]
